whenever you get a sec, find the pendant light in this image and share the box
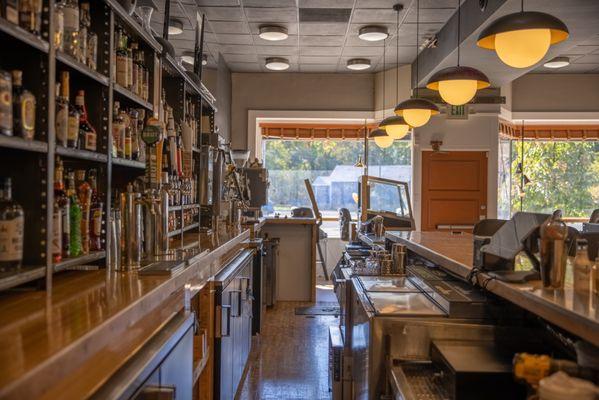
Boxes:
[477,0,568,69]
[369,129,394,149]
[394,0,439,127]
[426,0,490,106]
[380,4,411,139]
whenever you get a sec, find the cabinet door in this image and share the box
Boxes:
[219,289,234,400]
[160,328,193,400]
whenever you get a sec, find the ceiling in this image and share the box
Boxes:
[532,32,599,74]
[150,0,459,73]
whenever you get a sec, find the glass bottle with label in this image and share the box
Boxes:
[61,0,79,59]
[59,71,80,148]
[130,109,139,160]
[67,171,82,257]
[53,0,64,51]
[78,1,90,65]
[84,2,97,71]
[112,101,125,158]
[130,42,139,95]
[0,70,12,136]
[5,0,19,24]
[76,170,91,255]
[11,70,35,140]
[54,158,70,259]
[573,239,592,293]
[0,177,24,272]
[116,28,128,88]
[88,169,103,251]
[74,90,96,151]
[55,80,68,147]
[18,0,42,36]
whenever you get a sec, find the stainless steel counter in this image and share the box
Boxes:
[385,230,599,347]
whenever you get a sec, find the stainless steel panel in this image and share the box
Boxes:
[160,328,193,400]
[358,276,419,293]
[367,292,446,316]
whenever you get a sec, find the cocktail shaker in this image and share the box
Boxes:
[109,209,122,272]
[121,184,142,269]
[392,243,406,275]
[539,215,568,289]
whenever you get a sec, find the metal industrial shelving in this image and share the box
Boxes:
[0,0,216,293]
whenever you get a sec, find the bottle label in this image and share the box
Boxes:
[0,76,12,132]
[116,55,127,87]
[63,7,79,31]
[67,115,78,141]
[112,123,125,156]
[0,216,24,262]
[21,97,35,138]
[52,209,62,256]
[92,208,102,236]
[56,106,68,145]
[85,131,96,151]
[125,137,132,158]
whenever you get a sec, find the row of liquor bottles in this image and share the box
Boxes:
[55,0,98,70]
[168,207,199,233]
[55,71,96,151]
[0,69,36,139]
[114,26,151,102]
[52,157,103,263]
[1,0,43,36]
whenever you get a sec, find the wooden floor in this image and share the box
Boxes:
[237,288,338,400]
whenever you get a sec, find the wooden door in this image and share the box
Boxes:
[421,151,487,232]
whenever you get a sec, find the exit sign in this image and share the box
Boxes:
[447,105,469,119]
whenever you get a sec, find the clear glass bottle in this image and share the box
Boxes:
[61,0,80,59]
[131,42,139,95]
[11,70,35,140]
[88,169,103,251]
[53,1,64,51]
[74,90,96,151]
[0,177,24,272]
[76,170,91,255]
[573,239,592,293]
[112,101,125,158]
[0,69,13,136]
[55,79,68,147]
[18,0,42,36]
[67,171,82,257]
[78,2,90,65]
[116,28,128,88]
[54,158,70,259]
[5,0,19,25]
[85,3,97,71]
[62,72,80,149]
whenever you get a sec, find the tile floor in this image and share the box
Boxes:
[236,287,338,400]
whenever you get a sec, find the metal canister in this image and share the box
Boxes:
[109,209,122,272]
[121,185,142,269]
[372,215,384,238]
[392,243,407,275]
[158,184,170,253]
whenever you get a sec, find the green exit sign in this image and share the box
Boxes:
[447,105,469,119]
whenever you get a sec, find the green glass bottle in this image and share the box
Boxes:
[67,171,82,257]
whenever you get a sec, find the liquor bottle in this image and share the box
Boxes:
[112,101,125,158]
[119,107,129,159]
[84,3,97,71]
[52,160,63,262]
[61,72,80,149]
[61,0,80,60]
[130,109,139,160]
[137,109,146,162]
[67,171,82,257]
[18,0,42,36]
[88,169,103,251]
[5,0,19,25]
[125,34,133,90]
[0,70,12,136]
[55,81,68,147]
[78,2,90,65]
[116,28,128,88]
[131,42,139,95]
[76,170,91,255]
[124,109,132,159]
[573,239,592,293]
[11,70,35,140]
[54,158,70,259]
[141,50,149,101]
[53,0,64,51]
[0,177,24,271]
[74,90,96,151]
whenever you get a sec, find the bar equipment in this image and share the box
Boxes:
[391,243,406,275]
[108,209,121,271]
[539,214,568,289]
[120,183,142,270]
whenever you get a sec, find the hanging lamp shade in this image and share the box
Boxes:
[369,129,393,149]
[379,116,411,140]
[477,11,569,68]
[426,66,490,105]
[394,98,439,128]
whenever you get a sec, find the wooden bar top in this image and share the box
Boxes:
[0,230,250,400]
[265,216,316,225]
[385,231,599,347]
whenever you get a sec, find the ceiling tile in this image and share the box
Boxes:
[351,9,403,24]
[300,46,342,56]
[299,64,339,72]
[299,22,348,35]
[259,54,300,63]
[342,46,385,56]
[226,62,262,72]
[253,35,298,46]
[208,20,251,34]
[220,44,257,54]
[300,56,339,64]
[202,6,244,21]
[346,23,395,36]
[254,45,299,55]
[214,34,254,45]
[248,22,299,35]
[242,0,296,7]
[299,35,345,46]
[223,53,259,63]
[561,45,599,55]
[298,0,354,7]
[197,0,240,5]
[405,8,456,24]
[244,7,297,22]
[574,54,599,64]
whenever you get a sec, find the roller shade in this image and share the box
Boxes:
[499,119,599,141]
[260,123,377,140]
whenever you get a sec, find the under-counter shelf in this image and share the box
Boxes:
[0,17,49,53]
[56,52,110,86]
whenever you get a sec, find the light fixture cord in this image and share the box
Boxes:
[415,0,420,97]
[521,0,524,12]
[396,5,400,105]
[383,36,386,117]
[520,120,525,211]
[457,0,460,66]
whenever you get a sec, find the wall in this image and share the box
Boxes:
[373,65,412,114]
[201,54,232,142]
[412,114,499,229]
[231,72,374,149]
[511,73,599,113]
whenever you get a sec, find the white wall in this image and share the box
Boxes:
[411,113,500,229]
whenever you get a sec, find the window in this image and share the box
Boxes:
[498,140,599,221]
[263,139,412,220]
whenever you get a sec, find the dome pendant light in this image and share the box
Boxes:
[369,129,393,149]
[477,0,569,69]
[427,0,490,105]
[380,4,411,139]
[394,0,439,128]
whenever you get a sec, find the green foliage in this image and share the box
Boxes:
[511,141,599,217]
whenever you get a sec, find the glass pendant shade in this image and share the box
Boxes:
[369,129,393,149]
[394,99,439,128]
[426,66,490,105]
[477,11,569,68]
[379,116,410,139]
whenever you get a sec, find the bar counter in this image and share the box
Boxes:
[0,230,251,400]
[385,230,599,347]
